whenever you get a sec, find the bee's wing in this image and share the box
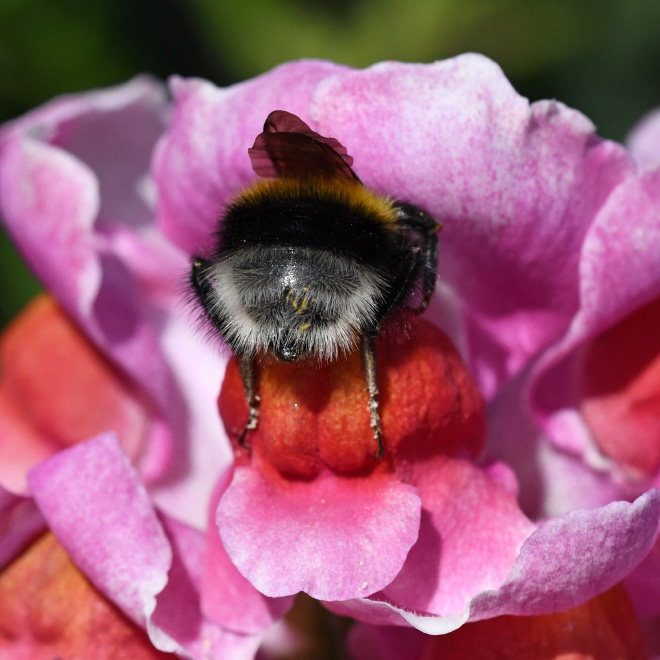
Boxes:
[248,110,360,183]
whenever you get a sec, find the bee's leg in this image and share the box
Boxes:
[238,353,260,449]
[360,333,384,458]
[395,202,441,313]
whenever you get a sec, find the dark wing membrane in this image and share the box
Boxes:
[262,111,352,163]
[248,110,360,184]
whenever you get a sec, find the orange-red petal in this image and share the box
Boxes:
[0,532,170,659]
[0,296,149,491]
[218,319,485,478]
[421,585,649,660]
[581,296,660,478]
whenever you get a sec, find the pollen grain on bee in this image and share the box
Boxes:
[296,296,308,314]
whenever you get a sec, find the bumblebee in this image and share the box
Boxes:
[192,111,440,456]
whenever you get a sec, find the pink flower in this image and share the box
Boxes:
[153,55,659,631]
[0,77,229,522]
[0,78,273,658]
[510,105,660,648]
[0,55,659,657]
[529,117,660,492]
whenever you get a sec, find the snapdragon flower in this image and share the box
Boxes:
[0,55,658,658]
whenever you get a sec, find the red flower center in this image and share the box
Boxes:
[218,319,485,479]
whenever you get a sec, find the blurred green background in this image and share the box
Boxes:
[1,0,659,329]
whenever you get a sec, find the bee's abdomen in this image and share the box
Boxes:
[195,246,387,360]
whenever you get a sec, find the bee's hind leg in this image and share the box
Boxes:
[360,333,384,458]
[238,353,260,449]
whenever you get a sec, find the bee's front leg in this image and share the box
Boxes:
[238,353,260,449]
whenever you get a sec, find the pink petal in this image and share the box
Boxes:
[627,108,660,172]
[380,457,535,616]
[27,433,258,658]
[202,467,294,634]
[216,466,421,600]
[327,490,660,634]
[625,529,660,616]
[0,136,101,312]
[0,78,233,524]
[0,76,170,315]
[0,486,44,568]
[469,489,660,620]
[27,433,171,629]
[153,60,349,255]
[0,79,186,483]
[532,168,660,469]
[154,515,263,660]
[486,373,625,520]
[0,76,168,244]
[148,313,232,528]
[325,595,470,634]
[310,55,632,396]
